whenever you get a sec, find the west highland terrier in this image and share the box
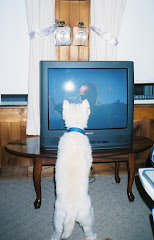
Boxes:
[51,99,97,240]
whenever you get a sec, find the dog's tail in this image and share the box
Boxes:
[62,214,75,239]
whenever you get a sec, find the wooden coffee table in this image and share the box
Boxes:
[5,136,153,209]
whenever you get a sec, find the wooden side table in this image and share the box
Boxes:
[5,136,153,209]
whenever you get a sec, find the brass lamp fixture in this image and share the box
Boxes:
[73,22,88,46]
[55,21,71,46]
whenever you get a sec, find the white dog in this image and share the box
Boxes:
[51,99,97,240]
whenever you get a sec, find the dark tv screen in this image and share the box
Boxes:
[48,68,127,130]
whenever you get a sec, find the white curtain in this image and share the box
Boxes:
[25,0,56,135]
[90,0,127,61]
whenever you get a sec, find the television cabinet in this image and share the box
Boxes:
[5,136,153,209]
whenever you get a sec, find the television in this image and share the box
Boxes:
[40,61,134,151]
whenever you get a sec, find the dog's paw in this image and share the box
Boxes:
[86,232,97,240]
[50,233,60,240]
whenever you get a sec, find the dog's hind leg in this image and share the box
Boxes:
[51,202,65,240]
[62,214,75,239]
[81,207,97,240]
[77,199,97,240]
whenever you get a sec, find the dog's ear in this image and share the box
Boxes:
[63,100,69,109]
[62,100,69,120]
[82,99,90,116]
[82,99,90,107]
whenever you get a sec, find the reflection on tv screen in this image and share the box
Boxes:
[48,68,128,130]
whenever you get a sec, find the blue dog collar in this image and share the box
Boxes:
[67,128,85,135]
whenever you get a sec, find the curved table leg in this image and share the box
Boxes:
[33,157,42,209]
[127,153,135,202]
[115,162,121,183]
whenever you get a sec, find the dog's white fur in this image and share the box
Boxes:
[51,99,97,240]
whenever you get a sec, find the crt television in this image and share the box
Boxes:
[40,61,134,151]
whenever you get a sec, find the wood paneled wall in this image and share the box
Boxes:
[0,107,32,172]
[55,0,90,61]
[0,105,154,178]
[133,105,154,167]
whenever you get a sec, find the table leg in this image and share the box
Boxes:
[115,162,120,183]
[33,157,42,209]
[127,153,135,202]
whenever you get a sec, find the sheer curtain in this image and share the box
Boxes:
[90,0,127,61]
[25,0,56,135]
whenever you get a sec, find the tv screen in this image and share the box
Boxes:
[48,68,127,130]
[40,61,134,151]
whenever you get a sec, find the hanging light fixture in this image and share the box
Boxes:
[73,22,89,46]
[55,21,71,46]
